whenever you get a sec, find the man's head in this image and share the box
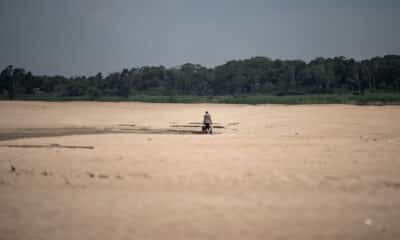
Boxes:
[205,111,208,114]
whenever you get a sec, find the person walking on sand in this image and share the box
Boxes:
[203,111,213,134]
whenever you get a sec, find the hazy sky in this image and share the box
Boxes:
[0,0,399,76]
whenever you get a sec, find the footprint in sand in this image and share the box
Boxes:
[97,174,109,179]
[0,178,9,185]
[115,175,124,180]
[118,124,136,127]
[62,175,71,185]
[382,181,400,189]
[128,173,150,179]
[41,171,52,176]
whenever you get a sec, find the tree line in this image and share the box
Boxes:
[1,55,400,99]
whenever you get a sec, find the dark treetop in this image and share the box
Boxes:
[1,55,400,99]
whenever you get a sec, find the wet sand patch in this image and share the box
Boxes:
[0,143,94,149]
[0,125,219,141]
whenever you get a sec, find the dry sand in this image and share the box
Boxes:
[1,101,400,240]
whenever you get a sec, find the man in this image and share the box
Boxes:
[203,111,213,134]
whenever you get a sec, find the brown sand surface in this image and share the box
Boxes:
[1,101,400,240]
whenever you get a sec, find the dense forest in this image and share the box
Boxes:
[1,55,400,100]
